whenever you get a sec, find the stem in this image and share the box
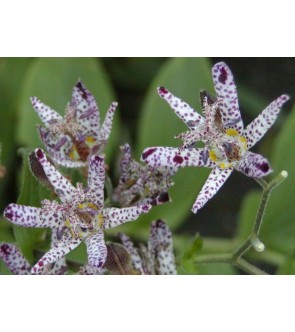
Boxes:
[194,253,232,264]
[234,258,268,275]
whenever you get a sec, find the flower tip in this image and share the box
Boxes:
[141,204,152,213]
[35,148,45,160]
[252,238,265,252]
[0,243,11,255]
[158,86,169,96]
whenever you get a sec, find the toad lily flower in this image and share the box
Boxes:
[4,149,152,273]
[119,219,177,275]
[32,80,117,167]
[113,143,175,207]
[141,62,289,213]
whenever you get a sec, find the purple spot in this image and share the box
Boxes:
[155,219,164,227]
[79,107,96,119]
[76,81,88,100]
[218,67,228,84]
[258,162,269,173]
[142,205,150,212]
[36,149,44,159]
[142,148,157,160]
[173,155,184,164]
[94,155,103,163]
[159,87,168,95]
[54,137,67,151]
[4,211,13,220]
[0,244,10,254]
[38,261,44,267]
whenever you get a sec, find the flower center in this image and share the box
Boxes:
[208,128,247,169]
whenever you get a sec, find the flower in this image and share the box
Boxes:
[141,62,289,213]
[112,143,175,207]
[119,219,177,275]
[32,81,117,167]
[4,148,152,273]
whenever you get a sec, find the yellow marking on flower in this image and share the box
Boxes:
[77,202,98,210]
[85,136,96,148]
[69,145,80,161]
[218,162,232,169]
[209,150,218,162]
[226,128,239,136]
[78,232,84,239]
[87,202,98,210]
[239,136,247,150]
[65,219,71,228]
[96,214,104,228]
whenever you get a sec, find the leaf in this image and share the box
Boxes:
[181,233,203,262]
[17,58,120,163]
[126,58,214,234]
[0,58,34,208]
[0,217,15,243]
[13,148,49,263]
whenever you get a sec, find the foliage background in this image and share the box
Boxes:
[0,57,295,274]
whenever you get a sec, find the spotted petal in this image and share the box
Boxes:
[70,81,100,139]
[0,243,31,275]
[31,231,82,274]
[102,204,152,230]
[243,94,289,149]
[235,151,272,178]
[98,102,117,142]
[141,147,214,169]
[148,220,177,275]
[4,203,62,228]
[37,126,86,168]
[119,233,144,274]
[212,62,243,134]
[87,155,105,207]
[34,148,77,202]
[85,230,107,269]
[31,97,63,127]
[157,87,204,129]
[192,166,234,213]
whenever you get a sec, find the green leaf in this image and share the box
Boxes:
[13,148,49,263]
[17,58,120,163]
[0,217,15,243]
[181,233,203,262]
[131,58,214,233]
[0,58,34,207]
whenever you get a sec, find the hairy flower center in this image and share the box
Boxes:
[208,128,247,168]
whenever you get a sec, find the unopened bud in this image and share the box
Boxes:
[252,238,265,252]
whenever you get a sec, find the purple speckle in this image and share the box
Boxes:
[94,156,103,163]
[142,148,157,160]
[173,155,184,164]
[218,67,228,84]
[36,149,44,159]
[4,211,13,220]
[158,87,168,95]
[0,244,10,254]
[258,162,270,173]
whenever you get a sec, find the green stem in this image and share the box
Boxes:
[234,257,268,275]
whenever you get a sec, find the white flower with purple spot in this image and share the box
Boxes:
[119,219,177,275]
[112,143,175,207]
[32,81,117,167]
[141,62,289,213]
[4,148,152,273]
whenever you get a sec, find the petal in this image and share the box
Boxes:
[243,94,289,149]
[34,148,77,202]
[70,81,100,139]
[78,264,106,275]
[4,204,61,228]
[31,231,82,274]
[212,62,244,134]
[87,155,105,207]
[37,126,86,168]
[85,230,107,269]
[192,166,234,213]
[102,204,152,230]
[0,243,31,275]
[49,229,68,274]
[157,87,204,129]
[236,151,272,178]
[141,147,214,168]
[98,102,118,142]
[148,220,177,275]
[119,233,144,274]
[31,97,63,127]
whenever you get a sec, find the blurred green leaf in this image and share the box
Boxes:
[181,233,203,262]
[0,217,15,242]
[0,58,34,206]
[237,104,295,254]
[276,255,295,275]
[17,57,120,163]
[128,58,213,234]
[13,148,49,263]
